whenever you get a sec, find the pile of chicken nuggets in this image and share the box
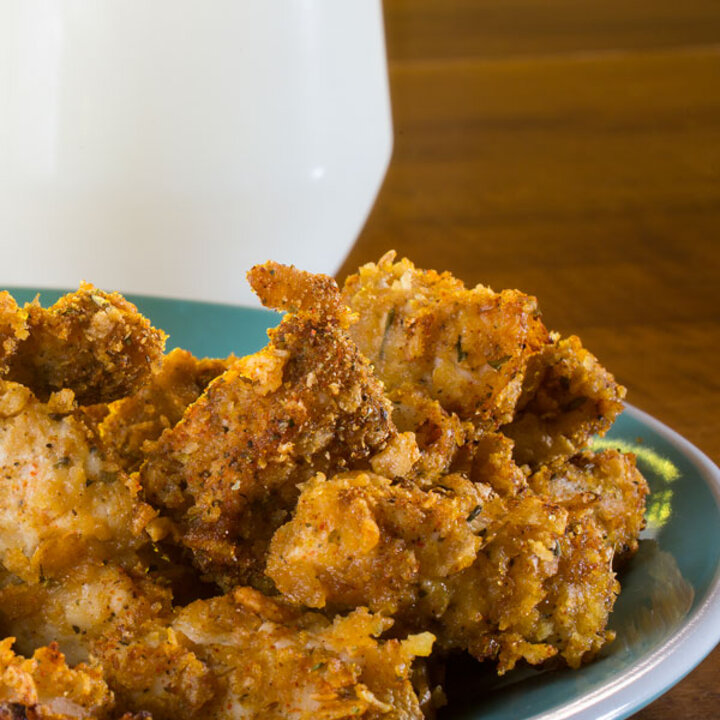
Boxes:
[0,252,648,720]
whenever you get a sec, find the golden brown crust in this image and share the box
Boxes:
[502,335,626,467]
[0,256,649,716]
[439,493,569,672]
[342,252,549,429]
[0,381,154,585]
[92,629,216,720]
[98,349,230,473]
[0,292,28,375]
[267,471,483,615]
[540,514,619,668]
[2,562,433,720]
[247,261,353,326]
[268,460,630,674]
[529,449,649,561]
[4,284,166,405]
[461,430,529,497]
[387,387,471,486]
[0,562,173,666]
[0,639,113,719]
[139,264,395,589]
[167,588,433,720]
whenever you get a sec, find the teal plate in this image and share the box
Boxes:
[7,289,720,720]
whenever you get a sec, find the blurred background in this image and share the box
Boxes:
[340,4,719,715]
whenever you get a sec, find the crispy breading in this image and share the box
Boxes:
[529,449,649,561]
[139,264,395,589]
[0,562,208,720]
[92,623,217,720]
[0,639,113,720]
[267,470,565,666]
[4,284,166,405]
[539,513,618,668]
[502,335,625,467]
[440,508,618,673]
[95,588,434,720]
[385,387,470,486]
[2,565,433,720]
[369,432,422,480]
[267,471,484,615]
[0,256,649,716]
[440,474,623,671]
[385,386,529,498]
[98,349,230,473]
[167,588,433,720]
[433,486,619,672]
[0,293,28,375]
[461,431,529,497]
[268,469,623,674]
[248,261,353,326]
[0,381,155,584]
[439,493,569,672]
[0,562,172,666]
[341,252,549,429]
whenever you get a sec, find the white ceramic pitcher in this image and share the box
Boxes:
[0,0,392,305]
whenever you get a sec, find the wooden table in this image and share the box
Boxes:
[340,1,720,716]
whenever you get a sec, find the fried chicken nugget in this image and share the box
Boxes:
[440,502,619,673]
[267,471,485,615]
[539,513,618,669]
[2,562,433,720]
[0,561,211,720]
[439,493,569,672]
[98,349,231,473]
[139,263,395,589]
[0,561,172,667]
[341,252,549,429]
[268,469,623,674]
[529,449,649,561]
[441,448,642,671]
[0,381,155,584]
[4,284,166,405]
[502,334,625,467]
[265,471,556,650]
[167,587,433,720]
[94,588,434,720]
[0,640,113,720]
[0,292,28,375]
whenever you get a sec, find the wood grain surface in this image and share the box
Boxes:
[340,1,720,716]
